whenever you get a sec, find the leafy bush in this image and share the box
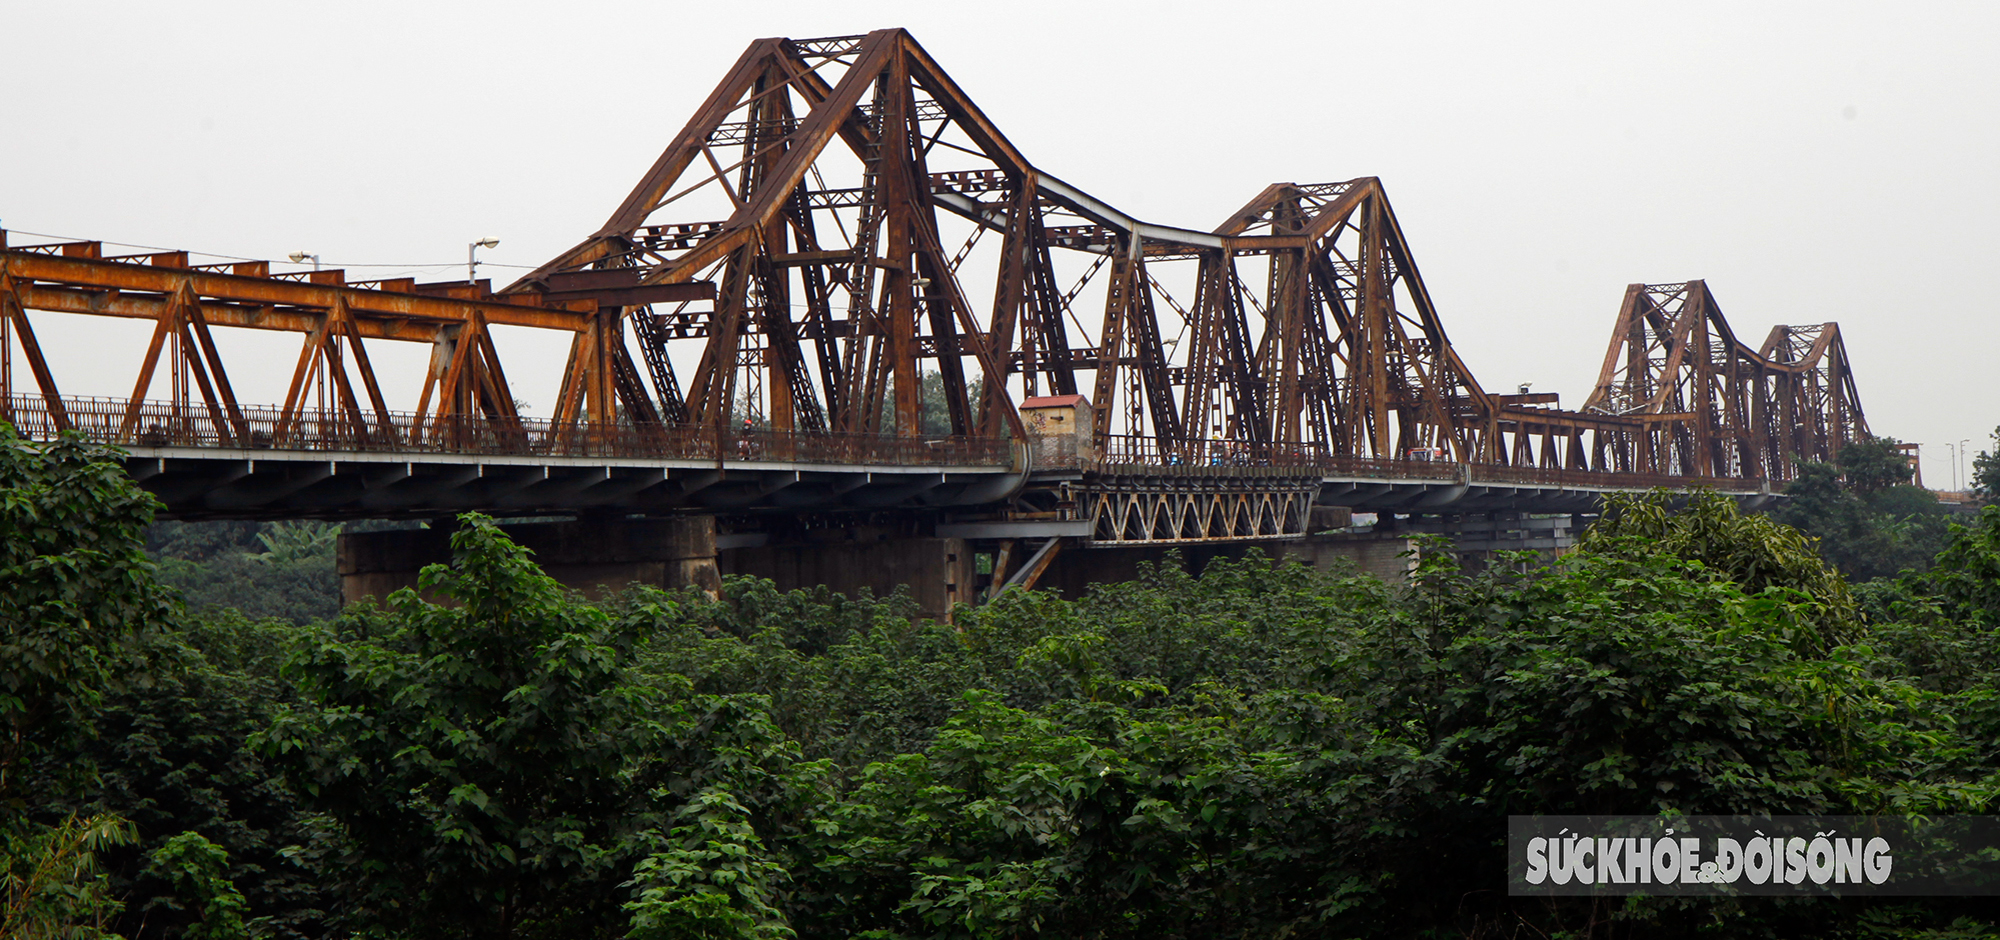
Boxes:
[11,420,2000,939]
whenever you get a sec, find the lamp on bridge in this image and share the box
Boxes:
[468,237,500,284]
[287,251,320,271]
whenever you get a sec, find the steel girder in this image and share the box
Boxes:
[1083,481,1317,545]
[0,240,588,449]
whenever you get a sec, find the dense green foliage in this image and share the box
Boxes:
[3,429,329,939]
[8,426,2000,938]
[1776,436,1956,582]
[1975,426,2000,502]
[36,611,331,939]
[143,831,253,940]
[146,521,344,626]
[259,519,697,938]
[1,427,180,800]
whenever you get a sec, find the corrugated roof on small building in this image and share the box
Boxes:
[1018,394,1089,409]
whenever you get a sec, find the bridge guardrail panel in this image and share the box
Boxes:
[0,394,1012,468]
[0,394,1762,492]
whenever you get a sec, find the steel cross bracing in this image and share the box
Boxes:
[0,27,1874,528]
[1082,478,1319,545]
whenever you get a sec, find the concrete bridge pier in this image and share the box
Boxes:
[719,531,974,620]
[336,509,1591,621]
[338,516,977,620]
[338,515,724,606]
[1020,531,1423,598]
[1385,510,1589,565]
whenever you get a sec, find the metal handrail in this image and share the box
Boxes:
[0,394,1769,489]
[0,394,1013,467]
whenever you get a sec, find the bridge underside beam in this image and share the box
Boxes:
[342,515,725,605]
[125,448,1020,521]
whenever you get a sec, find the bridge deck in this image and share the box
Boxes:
[119,446,1023,520]
[5,394,1771,523]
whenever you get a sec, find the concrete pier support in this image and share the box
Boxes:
[722,536,973,621]
[335,510,1574,620]
[1276,532,1423,581]
[1020,530,1420,600]
[339,515,722,605]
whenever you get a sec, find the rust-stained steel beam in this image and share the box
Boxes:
[1,241,586,447]
[0,250,596,330]
[0,268,69,430]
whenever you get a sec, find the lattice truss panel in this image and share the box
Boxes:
[1082,481,1317,545]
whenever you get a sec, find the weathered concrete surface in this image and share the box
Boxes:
[1275,532,1421,583]
[1028,528,1418,599]
[722,536,973,621]
[339,515,721,605]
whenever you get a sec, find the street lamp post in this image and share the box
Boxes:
[287,251,320,271]
[468,237,500,284]
[1962,439,1972,493]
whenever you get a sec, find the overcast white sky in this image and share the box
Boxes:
[5,1,1996,487]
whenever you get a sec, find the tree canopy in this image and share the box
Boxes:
[6,424,2000,939]
[1974,425,2000,501]
[1775,436,1954,582]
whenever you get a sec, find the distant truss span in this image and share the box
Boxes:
[1582,280,1867,478]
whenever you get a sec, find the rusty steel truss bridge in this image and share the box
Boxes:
[0,29,1871,551]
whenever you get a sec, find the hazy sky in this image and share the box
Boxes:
[6,1,1996,487]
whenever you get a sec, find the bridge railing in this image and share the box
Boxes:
[0,395,1769,489]
[0,395,1014,467]
[1094,435,1406,471]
